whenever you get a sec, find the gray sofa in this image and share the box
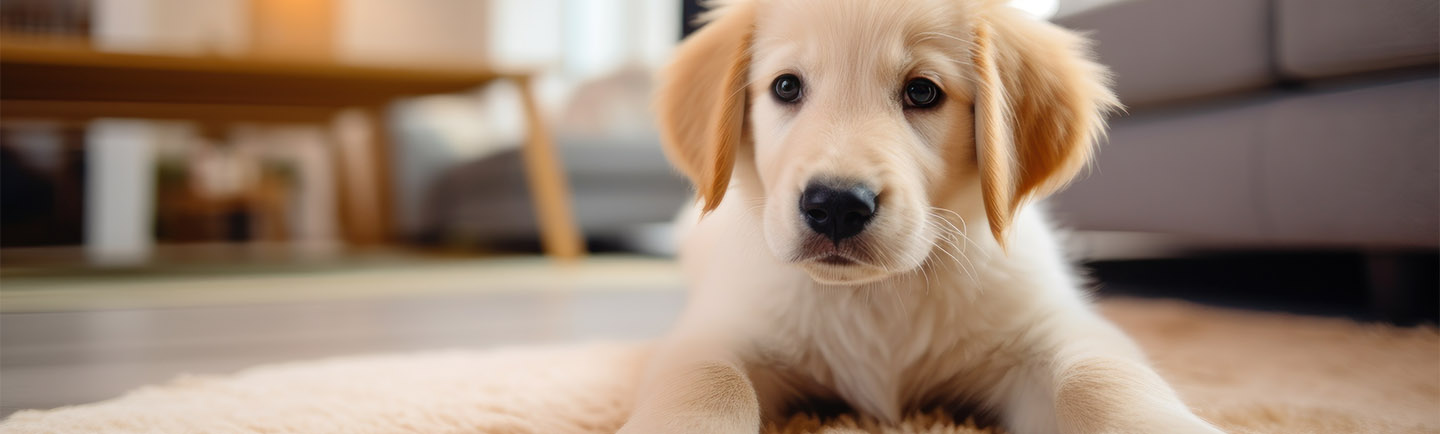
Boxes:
[1050,0,1440,248]
[417,137,689,247]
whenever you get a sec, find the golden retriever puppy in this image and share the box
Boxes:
[623,1,1224,433]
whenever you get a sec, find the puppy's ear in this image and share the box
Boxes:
[972,6,1119,245]
[655,2,756,214]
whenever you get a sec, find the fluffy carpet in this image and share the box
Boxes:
[3,298,1436,434]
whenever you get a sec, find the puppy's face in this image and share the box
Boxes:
[656,0,1117,286]
[748,0,977,284]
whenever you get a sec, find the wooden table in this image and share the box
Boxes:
[0,38,585,260]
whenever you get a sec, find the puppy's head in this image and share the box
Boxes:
[657,0,1117,285]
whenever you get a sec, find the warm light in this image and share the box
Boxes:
[1011,0,1059,19]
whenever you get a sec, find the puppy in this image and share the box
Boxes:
[623,1,1223,433]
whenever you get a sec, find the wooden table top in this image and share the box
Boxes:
[0,38,514,107]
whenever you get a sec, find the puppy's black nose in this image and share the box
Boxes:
[800,182,877,243]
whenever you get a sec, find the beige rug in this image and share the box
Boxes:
[3,298,1437,434]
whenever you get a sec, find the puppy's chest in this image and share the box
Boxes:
[747,294,1010,422]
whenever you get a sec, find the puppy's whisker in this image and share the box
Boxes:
[917,257,934,296]
[924,215,981,289]
[935,234,975,284]
[929,207,991,260]
[944,237,982,290]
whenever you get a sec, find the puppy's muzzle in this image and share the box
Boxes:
[799,181,877,243]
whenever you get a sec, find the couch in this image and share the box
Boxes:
[1049,0,1439,248]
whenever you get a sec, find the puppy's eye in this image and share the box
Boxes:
[772,74,803,103]
[903,78,942,109]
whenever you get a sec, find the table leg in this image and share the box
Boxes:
[328,109,388,246]
[362,106,397,244]
[514,77,585,260]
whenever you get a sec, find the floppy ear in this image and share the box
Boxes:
[972,6,1119,246]
[654,2,756,214]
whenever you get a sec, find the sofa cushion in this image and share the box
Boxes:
[1276,0,1440,80]
[422,139,690,240]
[1259,77,1439,246]
[1049,97,1271,238]
[1052,77,1439,247]
[1057,0,1275,108]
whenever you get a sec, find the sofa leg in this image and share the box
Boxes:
[1363,251,1432,325]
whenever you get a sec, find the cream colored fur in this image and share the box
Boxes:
[629,1,1225,433]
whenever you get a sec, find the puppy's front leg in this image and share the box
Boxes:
[619,339,761,434]
[1003,317,1224,434]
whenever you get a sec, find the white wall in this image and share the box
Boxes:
[92,0,248,55]
[337,0,490,66]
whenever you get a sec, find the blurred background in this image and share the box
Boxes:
[0,0,1435,417]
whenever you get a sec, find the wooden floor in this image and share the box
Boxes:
[0,256,687,417]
